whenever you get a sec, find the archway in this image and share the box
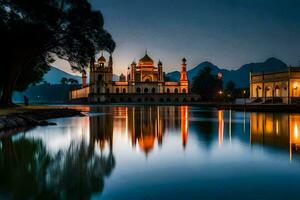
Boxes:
[182,88,186,93]
[144,88,149,93]
[274,85,280,97]
[152,88,156,93]
[123,88,126,93]
[174,88,179,93]
[167,88,170,93]
[116,88,119,93]
[136,88,141,93]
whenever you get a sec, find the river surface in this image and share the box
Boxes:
[1,105,300,199]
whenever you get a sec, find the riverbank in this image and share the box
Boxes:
[0,107,83,133]
[218,103,300,113]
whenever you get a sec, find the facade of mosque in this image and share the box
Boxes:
[70,52,200,103]
[250,67,300,104]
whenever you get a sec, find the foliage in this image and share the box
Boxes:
[0,137,115,199]
[191,67,223,100]
[0,0,115,106]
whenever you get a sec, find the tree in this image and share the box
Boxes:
[68,78,79,85]
[61,77,69,85]
[225,80,236,98]
[191,67,223,100]
[0,0,115,107]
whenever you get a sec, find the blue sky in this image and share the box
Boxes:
[55,0,300,75]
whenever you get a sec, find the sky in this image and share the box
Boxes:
[55,0,300,75]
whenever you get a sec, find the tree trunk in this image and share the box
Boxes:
[0,65,20,108]
[0,82,14,107]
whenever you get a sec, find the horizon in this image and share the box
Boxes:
[54,0,300,75]
[54,56,287,77]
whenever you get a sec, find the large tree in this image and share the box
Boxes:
[191,67,223,100]
[0,0,115,107]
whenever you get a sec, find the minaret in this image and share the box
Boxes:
[89,57,95,85]
[82,69,87,88]
[108,53,113,72]
[108,53,113,81]
[158,60,164,82]
[130,60,136,82]
[180,57,189,92]
[180,57,188,81]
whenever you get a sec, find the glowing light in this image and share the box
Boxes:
[218,110,224,146]
[294,123,299,139]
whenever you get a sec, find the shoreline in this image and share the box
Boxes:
[0,108,83,135]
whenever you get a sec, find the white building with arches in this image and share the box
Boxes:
[250,67,300,104]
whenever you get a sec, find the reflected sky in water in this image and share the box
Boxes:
[2,106,300,199]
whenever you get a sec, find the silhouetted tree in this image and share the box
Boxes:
[191,67,223,100]
[0,0,115,107]
[61,77,69,85]
[68,78,79,85]
[225,80,236,99]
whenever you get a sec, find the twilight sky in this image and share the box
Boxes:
[55,0,300,75]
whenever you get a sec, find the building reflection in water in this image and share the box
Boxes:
[89,106,189,155]
[250,112,300,161]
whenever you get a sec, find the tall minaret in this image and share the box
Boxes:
[180,57,188,82]
[130,60,136,82]
[89,57,95,85]
[108,53,113,81]
[158,60,164,82]
[82,69,87,88]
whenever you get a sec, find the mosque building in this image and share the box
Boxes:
[70,51,199,103]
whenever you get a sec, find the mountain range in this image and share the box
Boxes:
[165,57,288,88]
[43,67,119,84]
[44,57,288,88]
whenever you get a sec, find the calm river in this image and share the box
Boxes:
[1,106,300,199]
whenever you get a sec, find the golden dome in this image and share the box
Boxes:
[139,52,154,66]
[98,54,106,63]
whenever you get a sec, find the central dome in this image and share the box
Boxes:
[139,52,154,66]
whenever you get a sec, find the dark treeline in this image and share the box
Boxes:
[191,66,249,101]
[0,0,115,107]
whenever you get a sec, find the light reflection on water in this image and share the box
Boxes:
[1,106,300,199]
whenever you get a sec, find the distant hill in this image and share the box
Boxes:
[43,66,119,84]
[43,67,82,84]
[165,57,288,88]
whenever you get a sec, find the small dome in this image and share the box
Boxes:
[119,73,126,82]
[158,60,163,66]
[131,60,137,65]
[182,57,187,63]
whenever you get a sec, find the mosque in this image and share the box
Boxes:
[70,51,200,103]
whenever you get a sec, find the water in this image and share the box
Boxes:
[1,106,300,200]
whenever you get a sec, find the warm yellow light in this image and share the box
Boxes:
[293,83,298,90]
[219,90,223,95]
[294,123,299,139]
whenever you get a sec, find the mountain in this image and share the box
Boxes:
[165,57,288,88]
[43,66,120,84]
[43,67,82,84]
